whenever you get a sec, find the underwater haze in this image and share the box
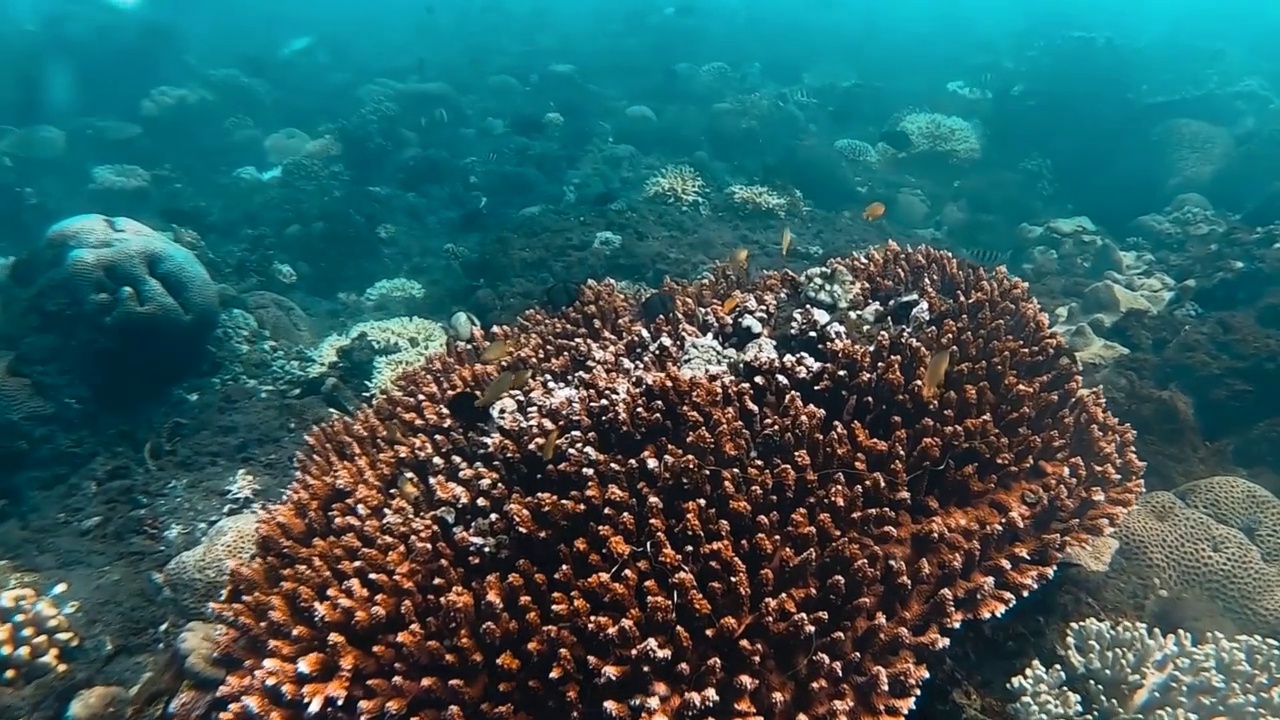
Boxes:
[0,1,1277,719]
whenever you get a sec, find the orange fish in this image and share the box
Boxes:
[862,201,886,222]
[781,226,793,257]
[720,295,740,314]
[479,340,513,363]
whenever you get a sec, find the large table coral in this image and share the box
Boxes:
[211,244,1144,720]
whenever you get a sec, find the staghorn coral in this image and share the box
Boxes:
[212,244,1143,720]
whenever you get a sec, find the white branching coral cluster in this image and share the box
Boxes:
[362,277,426,303]
[895,111,982,160]
[0,584,79,685]
[1008,617,1280,719]
[642,164,707,207]
[723,184,800,216]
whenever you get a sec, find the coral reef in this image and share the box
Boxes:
[210,245,1143,720]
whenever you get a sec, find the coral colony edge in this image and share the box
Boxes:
[148,244,1142,720]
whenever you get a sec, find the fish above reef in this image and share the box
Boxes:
[863,201,886,221]
[479,339,513,363]
[958,247,1012,266]
[476,371,515,407]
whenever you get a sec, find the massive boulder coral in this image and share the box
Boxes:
[30,214,219,334]
[1107,476,1280,636]
[212,244,1144,720]
[6,213,219,394]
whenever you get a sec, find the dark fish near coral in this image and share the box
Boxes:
[476,371,515,407]
[545,282,580,312]
[446,391,489,425]
[879,128,913,152]
[641,291,677,323]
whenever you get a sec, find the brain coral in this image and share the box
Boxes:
[39,214,219,335]
[212,244,1143,720]
[1110,475,1280,635]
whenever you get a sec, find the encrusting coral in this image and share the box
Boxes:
[211,244,1144,720]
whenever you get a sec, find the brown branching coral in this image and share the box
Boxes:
[212,244,1144,720]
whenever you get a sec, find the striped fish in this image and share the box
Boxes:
[958,247,1012,267]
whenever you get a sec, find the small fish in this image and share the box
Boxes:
[720,295,740,314]
[862,201,886,222]
[278,35,317,58]
[510,368,534,389]
[729,247,750,272]
[382,421,410,447]
[476,371,515,407]
[479,339,513,362]
[960,247,1011,266]
[397,475,423,503]
[541,427,561,461]
[781,226,793,257]
[922,348,952,400]
[86,119,143,141]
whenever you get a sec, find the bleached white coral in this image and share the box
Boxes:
[833,139,880,165]
[1008,617,1280,719]
[89,164,151,191]
[362,277,426,302]
[896,111,982,160]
